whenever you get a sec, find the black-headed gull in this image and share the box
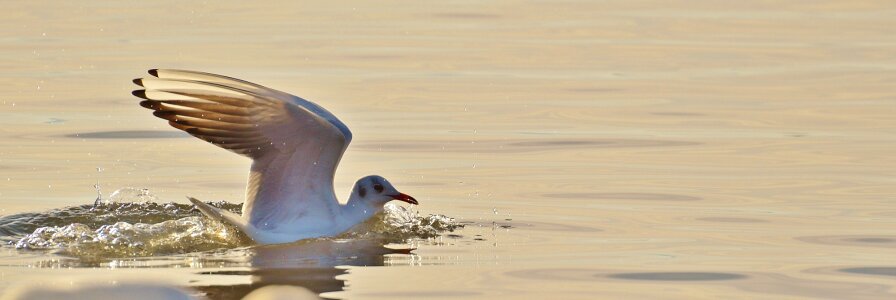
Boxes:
[132,69,418,245]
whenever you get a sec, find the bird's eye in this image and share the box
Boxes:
[373,184,384,193]
[358,187,367,198]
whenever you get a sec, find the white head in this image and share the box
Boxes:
[349,175,417,208]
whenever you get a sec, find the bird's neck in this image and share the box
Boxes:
[341,195,383,224]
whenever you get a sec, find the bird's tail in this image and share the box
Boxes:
[187,197,249,234]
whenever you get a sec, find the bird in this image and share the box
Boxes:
[131,69,418,245]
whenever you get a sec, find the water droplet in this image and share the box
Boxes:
[93,183,103,206]
[107,187,158,203]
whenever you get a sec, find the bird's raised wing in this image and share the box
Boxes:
[133,69,352,230]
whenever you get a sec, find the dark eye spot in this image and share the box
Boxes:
[358,187,367,198]
[374,184,384,193]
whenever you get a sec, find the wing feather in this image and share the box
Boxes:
[144,69,352,142]
[153,110,249,124]
[138,98,251,116]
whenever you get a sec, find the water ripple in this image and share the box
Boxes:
[795,235,896,249]
[839,267,896,277]
[543,192,702,201]
[607,272,746,281]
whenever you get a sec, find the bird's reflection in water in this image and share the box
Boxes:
[194,238,413,300]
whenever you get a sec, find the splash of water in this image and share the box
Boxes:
[351,204,462,241]
[4,199,245,259]
[1,189,461,260]
[14,216,241,258]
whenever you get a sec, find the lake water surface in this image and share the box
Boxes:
[1,1,895,299]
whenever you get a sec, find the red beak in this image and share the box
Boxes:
[390,193,418,205]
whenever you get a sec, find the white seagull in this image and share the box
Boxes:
[132,69,418,245]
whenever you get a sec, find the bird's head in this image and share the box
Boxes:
[350,175,417,207]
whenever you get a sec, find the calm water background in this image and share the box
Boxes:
[1,1,895,299]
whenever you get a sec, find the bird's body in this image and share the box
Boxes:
[133,69,417,245]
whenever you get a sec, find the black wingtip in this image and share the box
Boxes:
[152,110,175,118]
[132,78,144,86]
[148,69,159,77]
[132,90,148,99]
[139,100,164,110]
[186,196,202,205]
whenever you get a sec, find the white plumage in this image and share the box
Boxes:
[133,69,417,244]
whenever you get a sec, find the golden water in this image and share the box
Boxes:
[1,1,895,299]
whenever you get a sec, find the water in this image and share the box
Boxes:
[1,0,895,299]
[0,189,461,298]
[3,188,459,260]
